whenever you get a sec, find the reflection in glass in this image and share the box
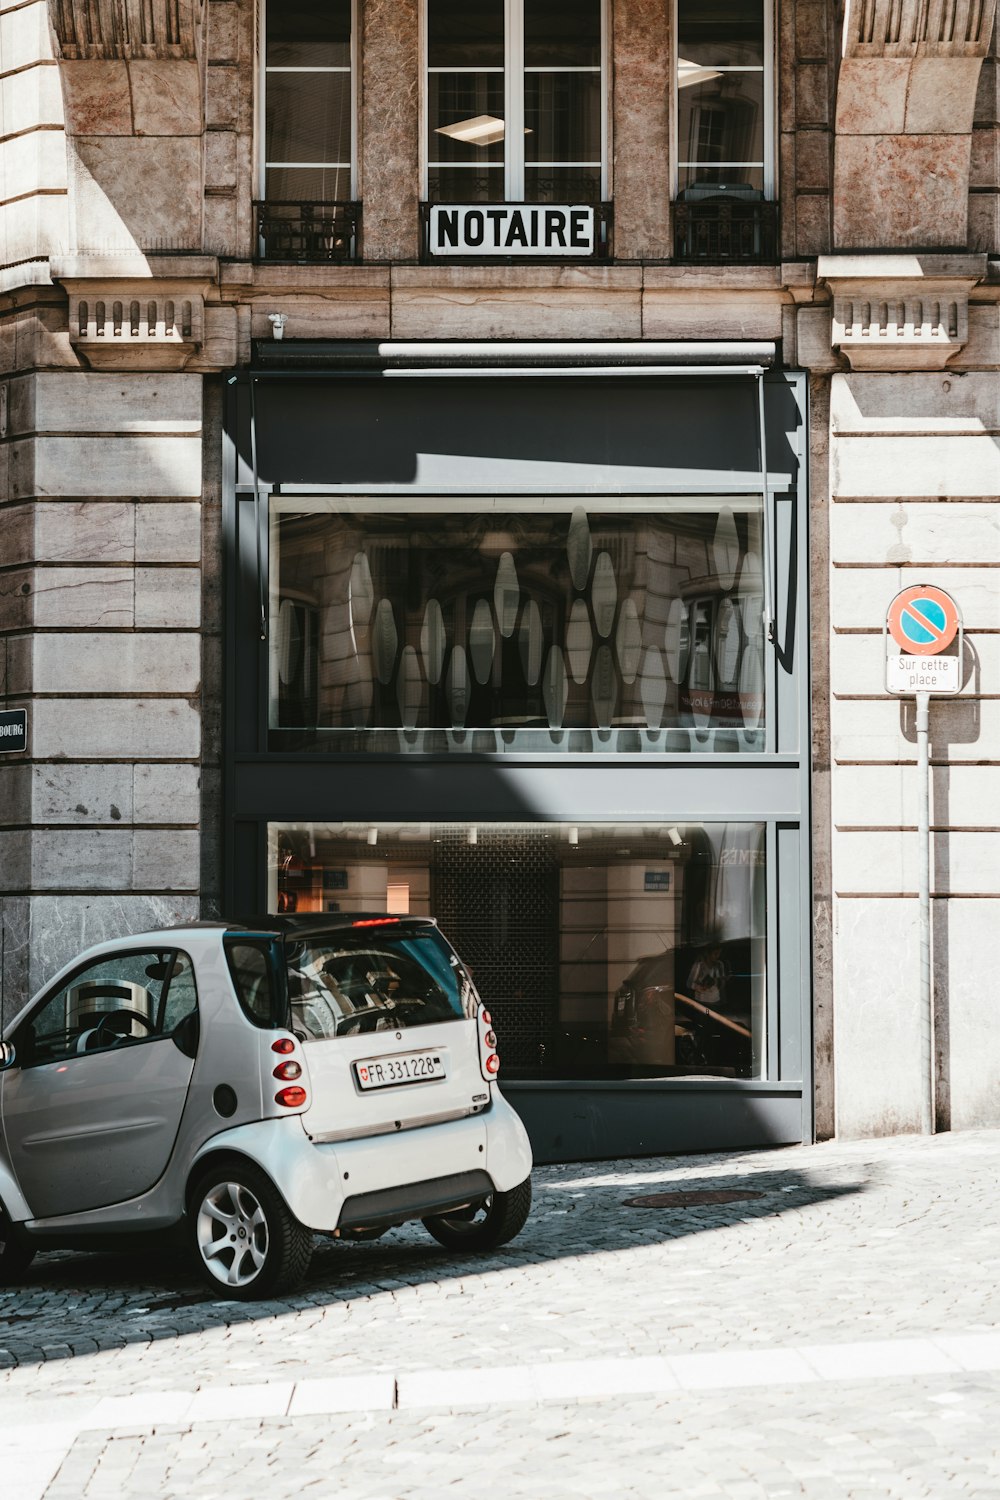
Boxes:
[524,72,601,163]
[524,0,601,66]
[266,73,352,169]
[268,820,767,1081]
[269,500,766,754]
[428,74,506,165]
[267,0,351,67]
[676,0,765,199]
[428,0,505,67]
[427,0,604,205]
[677,0,765,67]
[265,3,352,200]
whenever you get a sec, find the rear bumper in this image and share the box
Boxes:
[337,1169,493,1233]
[191,1089,532,1233]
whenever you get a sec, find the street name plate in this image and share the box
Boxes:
[0,708,27,753]
[885,652,961,696]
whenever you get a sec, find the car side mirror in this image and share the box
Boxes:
[0,1040,16,1071]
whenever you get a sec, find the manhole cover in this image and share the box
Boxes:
[622,1189,765,1208]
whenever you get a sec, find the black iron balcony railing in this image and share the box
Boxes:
[255,200,362,262]
[673,197,779,265]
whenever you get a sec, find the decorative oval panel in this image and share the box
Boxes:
[639,646,667,730]
[396,645,423,729]
[615,598,642,683]
[712,506,741,592]
[542,646,568,729]
[566,599,593,684]
[493,552,520,639]
[715,597,742,687]
[447,645,469,726]
[420,598,447,685]
[591,552,617,638]
[372,599,398,684]
[349,551,374,629]
[469,598,496,685]
[519,599,543,686]
[566,507,593,590]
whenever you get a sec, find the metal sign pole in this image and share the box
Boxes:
[915,690,933,1136]
[884,583,963,1138]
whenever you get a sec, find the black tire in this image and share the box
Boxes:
[423,1175,532,1252]
[0,1202,35,1285]
[189,1161,313,1300]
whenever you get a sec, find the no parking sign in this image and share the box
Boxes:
[885,585,962,696]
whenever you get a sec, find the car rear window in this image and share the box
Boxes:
[283,927,471,1042]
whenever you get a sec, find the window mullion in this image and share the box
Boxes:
[507,0,524,199]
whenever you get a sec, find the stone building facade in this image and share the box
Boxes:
[1,0,999,1157]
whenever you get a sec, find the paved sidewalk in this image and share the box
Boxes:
[1,1128,999,1498]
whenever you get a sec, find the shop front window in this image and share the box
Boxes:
[269,497,765,754]
[426,0,606,204]
[268,821,767,1081]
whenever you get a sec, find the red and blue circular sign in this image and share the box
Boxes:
[886,585,960,653]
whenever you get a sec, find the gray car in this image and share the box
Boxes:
[0,915,533,1299]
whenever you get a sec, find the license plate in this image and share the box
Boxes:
[354,1051,446,1091]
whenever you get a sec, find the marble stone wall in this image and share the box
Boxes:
[0,369,203,1021]
[827,368,1000,1135]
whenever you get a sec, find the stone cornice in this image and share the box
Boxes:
[818,254,986,369]
[843,0,997,57]
[52,257,218,369]
[50,0,207,61]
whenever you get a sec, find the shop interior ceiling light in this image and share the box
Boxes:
[677,59,723,88]
[434,117,532,147]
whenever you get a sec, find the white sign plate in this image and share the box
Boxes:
[885,652,961,696]
[429,204,595,256]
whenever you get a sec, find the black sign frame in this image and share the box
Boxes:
[0,709,27,754]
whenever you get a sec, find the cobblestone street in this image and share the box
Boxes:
[2,1128,999,1499]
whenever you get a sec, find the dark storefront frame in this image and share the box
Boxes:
[222,346,811,1161]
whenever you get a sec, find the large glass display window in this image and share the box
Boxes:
[269,496,765,754]
[268,820,767,1082]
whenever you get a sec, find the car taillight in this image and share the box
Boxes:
[275,1085,307,1108]
[477,1005,499,1082]
[352,917,400,927]
[271,1038,295,1054]
[273,1060,302,1081]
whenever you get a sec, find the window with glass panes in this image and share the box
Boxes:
[675,0,771,200]
[426,0,606,204]
[263,1,353,201]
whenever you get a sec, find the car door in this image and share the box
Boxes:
[0,946,199,1220]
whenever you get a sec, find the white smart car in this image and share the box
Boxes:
[0,915,533,1299]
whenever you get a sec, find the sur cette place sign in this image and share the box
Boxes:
[428,203,596,256]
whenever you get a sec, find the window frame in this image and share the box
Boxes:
[13,947,199,1069]
[671,0,776,202]
[421,0,610,203]
[258,0,359,204]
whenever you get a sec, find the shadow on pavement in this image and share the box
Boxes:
[0,1158,867,1368]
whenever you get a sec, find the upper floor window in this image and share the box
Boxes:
[675,0,772,202]
[262,0,354,202]
[425,0,607,204]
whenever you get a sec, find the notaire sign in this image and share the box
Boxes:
[428,204,595,256]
